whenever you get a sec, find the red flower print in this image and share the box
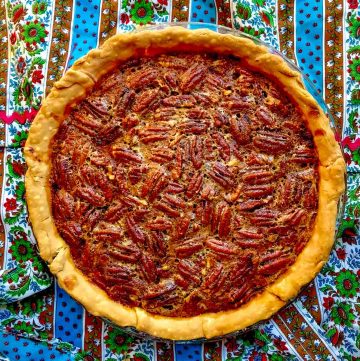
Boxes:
[158,0,168,5]
[336,248,346,260]
[10,32,17,45]
[12,161,25,177]
[16,57,26,74]
[224,337,238,352]
[13,5,26,23]
[343,152,351,165]
[323,296,334,310]
[330,328,344,346]
[120,13,130,24]
[4,197,17,212]
[274,338,288,351]
[31,69,44,84]
[348,0,358,9]
[249,351,268,361]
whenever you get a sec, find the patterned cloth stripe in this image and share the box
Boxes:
[297,281,322,326]
[214,0,231,27]
[343,0,349,139]
[54,282,84,349]
[294,302,341,360]
[0,149,7,270]
[341,1,360,173]
[41,0,55,99]
[203,341,222,361]
[174,343,202,361]
[0,1,7,112]
[0,332,74,361]
[294,0,324,95]
[45,0,74,95]
[272,312,316,360]
[280,303,336,360]
[171,0,190,22]
[189,0,216,24]
[269,319,303,360]
[324,0,344,130]
[98,0,118,46]
[277,0,295,60]
[83,311,103,359]
[0,146,4,269]
[67,0,102,68]
[155,341,175,361]
[0,0,14,271]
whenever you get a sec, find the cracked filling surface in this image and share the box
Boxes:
[50,53,319,317]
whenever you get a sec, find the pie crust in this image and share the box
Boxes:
[25,27,345,340]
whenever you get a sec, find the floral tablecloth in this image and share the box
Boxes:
[0,0,359,360]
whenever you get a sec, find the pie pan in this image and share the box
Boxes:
[24,22,346,341]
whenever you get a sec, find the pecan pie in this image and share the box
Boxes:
[25,27,345,340]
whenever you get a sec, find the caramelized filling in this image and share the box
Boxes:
[51,53,319,317]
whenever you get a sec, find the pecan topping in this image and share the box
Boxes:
[51,53,319,318]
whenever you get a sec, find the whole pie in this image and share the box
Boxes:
[25,27,345,340]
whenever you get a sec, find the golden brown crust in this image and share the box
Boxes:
[25,26,345,340]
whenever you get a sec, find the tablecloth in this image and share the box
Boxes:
[0,0,359,360]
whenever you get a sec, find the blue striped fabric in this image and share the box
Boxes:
[0,332,74,361]
[294,0,324,96]
[67,0,102,68]
[175,343,203,361]
[189,0,217,24]
[54,282,84,348]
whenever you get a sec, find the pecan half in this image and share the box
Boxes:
[242,168,274,185]
[186,172,203,198]
[144,281,177,299]
[258,256,294,275]
[112,147,142,164]
[180,63,207,92]
[163,95,196,108]
[177,260,201,285]
[114,87,135,118]
[253,131,290,153]
[209,162,234,189]
[175,238,203,258]
[214,133,231,161]
[127,68,158,89]
[76,187,106,207]
[146,218,173,231]
[141,169,168,201]
[149,148,174,164]
[125,215,146,244]
[203,263,224,289]
[60,222,82,247]
[242,184,274,198]
[249,209,278,226]
[138,125,171,144]
[229,116,251,145]
[139,254,158,283]
[148,231,167,257]
[205,238,236,256]
[173,215,191,241]
[133,88,161,113]
[93,224,122,242]
[153,201,180,218]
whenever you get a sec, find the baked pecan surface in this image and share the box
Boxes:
[51,53,319,317]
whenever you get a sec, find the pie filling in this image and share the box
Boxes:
[51,53,319,317]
